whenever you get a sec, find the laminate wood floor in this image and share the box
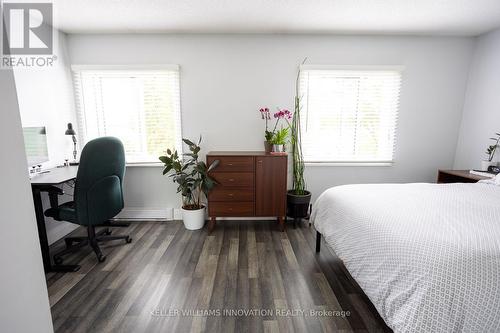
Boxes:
[47,220,392,333]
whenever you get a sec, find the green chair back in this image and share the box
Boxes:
[74,137,126,226]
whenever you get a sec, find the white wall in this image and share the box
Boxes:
[14,30,79,243]
[0,68,53,333]
[454,28,500,169]
[66,34,474,212]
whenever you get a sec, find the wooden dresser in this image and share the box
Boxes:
[437,169,490,183]
[206,151,287,231]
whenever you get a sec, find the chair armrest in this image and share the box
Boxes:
[38,185,64,195]
[39,185,64,209]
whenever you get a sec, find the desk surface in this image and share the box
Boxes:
[30,166,78,186]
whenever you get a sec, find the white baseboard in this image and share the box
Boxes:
[171,209,273,221]
[213,217,276,221]
[115,207,174,221]
[115,207,282,221]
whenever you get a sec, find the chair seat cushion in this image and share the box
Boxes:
[44,201,77,224]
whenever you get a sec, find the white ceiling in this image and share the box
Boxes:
[52,0,500,36]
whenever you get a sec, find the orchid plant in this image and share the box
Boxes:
[259,107,293,145]
[259,107,274,142]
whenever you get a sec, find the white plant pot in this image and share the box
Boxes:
[481,160,497,171]
[272,144,286,153]
[182,206,206,230]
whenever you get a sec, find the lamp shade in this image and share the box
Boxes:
[65,123,76,135]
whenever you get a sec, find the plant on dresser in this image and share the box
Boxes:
[159,137,219,230]
[259,107,292,153]
[482,132,500,171]
[287,58,312,225]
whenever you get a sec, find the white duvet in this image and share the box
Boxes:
[312,182,500,333]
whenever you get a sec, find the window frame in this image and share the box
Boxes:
[299,65,404,166]
[71,64,183,166]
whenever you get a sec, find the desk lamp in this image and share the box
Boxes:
[65,123,79,165]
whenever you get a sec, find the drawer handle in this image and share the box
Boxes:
[257,160,263,163]
[228,163,233,166]
[228,178,235,182]
[227,193,234,197]
[228,208,233,211]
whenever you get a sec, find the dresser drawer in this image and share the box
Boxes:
[209,202,254,216]
[212,172,254,187]
[208,156,254,172]
[209,188,254,202]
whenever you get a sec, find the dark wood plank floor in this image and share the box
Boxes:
[46,220,391,333]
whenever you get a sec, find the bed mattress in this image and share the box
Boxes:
[312,182,500,333]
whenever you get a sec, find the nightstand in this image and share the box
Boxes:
[437,169,490,183]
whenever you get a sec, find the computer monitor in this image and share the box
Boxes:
[23,126,49,166]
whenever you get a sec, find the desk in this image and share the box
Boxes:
[31,166,79,272]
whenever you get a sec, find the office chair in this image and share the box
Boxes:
[45,137,132,263]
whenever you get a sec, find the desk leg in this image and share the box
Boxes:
[32,187,80,273]
[32,188,51,271]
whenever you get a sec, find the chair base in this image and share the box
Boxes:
[54,225,132,265]
[100,221,131,228]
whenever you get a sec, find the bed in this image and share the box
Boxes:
[312,181,500,333]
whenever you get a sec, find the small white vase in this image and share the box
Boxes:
[272,144,286,153]
[182,206,206,230]
[481,160,497,171]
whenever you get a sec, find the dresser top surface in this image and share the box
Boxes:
[438,169,489,180]
[207,151,287,156]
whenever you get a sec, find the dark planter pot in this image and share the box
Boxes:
[286,190,312,218]
[264,141,272,153]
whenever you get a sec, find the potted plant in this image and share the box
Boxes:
[482,133,500,171]
[159,137,219,230]
[270,126,289,153]
[287,59,312,224]
[260,107,273,152]
[259,107,292,153]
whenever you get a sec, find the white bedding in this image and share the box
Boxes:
[312,182,500,333]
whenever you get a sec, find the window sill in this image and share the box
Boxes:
[304,162,394,167]
[126,162,163,167]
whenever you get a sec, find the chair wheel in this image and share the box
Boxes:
[54,256,63,265]
[65,239,73,248]
[126,237,132,244]
[97,254,106,263]
[105,230,112,235]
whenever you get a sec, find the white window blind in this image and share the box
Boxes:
[72,66,182,163]
[299,66,402,164]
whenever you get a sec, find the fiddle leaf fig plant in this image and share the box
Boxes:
[159,137,219,210]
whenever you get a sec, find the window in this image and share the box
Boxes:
[72,65,182,164]
[299,66,402,164]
